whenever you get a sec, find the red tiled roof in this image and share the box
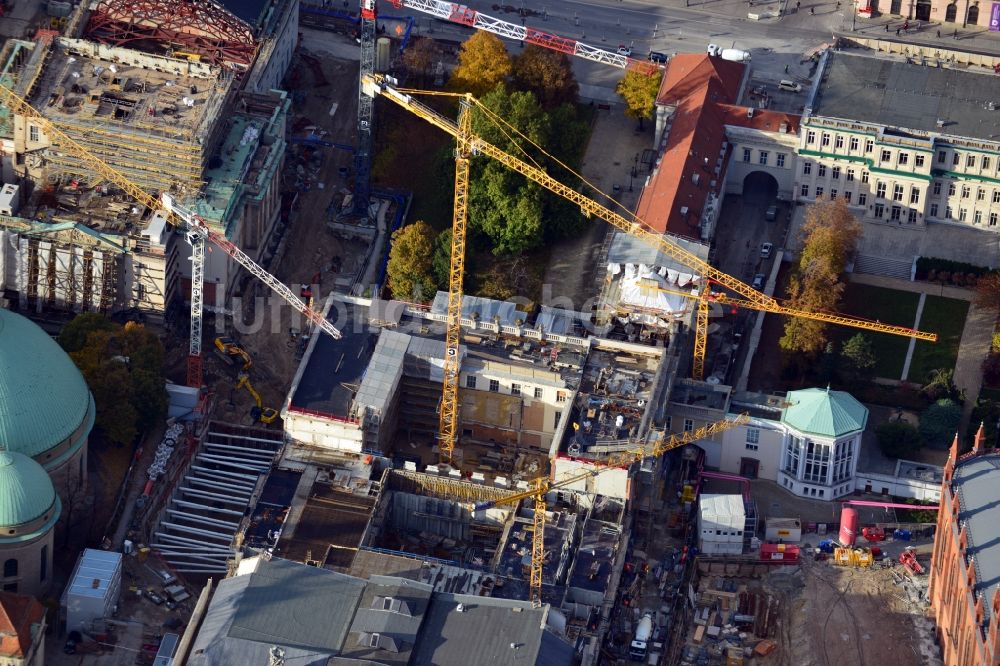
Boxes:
[655,54,744,107]
[637,55,745,237]
[717,103,801,135]
[0,592,45,658]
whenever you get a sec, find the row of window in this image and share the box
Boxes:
[741,148,787,168]
[806,130,873,154]
[802,161,870,182]
[803,130,1000,177]
[932,181,1000,204]
[937,149,1000,174]
[664,416,696,432]
[930,205,999,226]
[464,375,567,402]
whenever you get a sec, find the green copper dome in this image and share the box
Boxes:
[781,387,868,438]
[0,310,93,458]
[0,450,58,527]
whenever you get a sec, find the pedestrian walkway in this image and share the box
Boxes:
[900,292,927,381]
[954,302,995,434]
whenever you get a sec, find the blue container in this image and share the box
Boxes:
[893,529,912,541]
[818,539,835,553]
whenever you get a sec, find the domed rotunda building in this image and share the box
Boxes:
[0,309,94,492]
[0,450,60,596]
[0,309,94,596]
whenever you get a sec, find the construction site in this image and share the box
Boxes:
[0,2,958,666]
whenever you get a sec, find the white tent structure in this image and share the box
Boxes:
[611,263,699,325]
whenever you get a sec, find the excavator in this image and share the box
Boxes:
[236,372,279,425]
[214,336,252,370]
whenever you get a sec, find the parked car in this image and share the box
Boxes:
[760,242,773,259]
[752,273,765,290]
[778,79,803,93]
[765,204,778,221]
[648,51,668,64]
[145,590,165,605]
[617,44,632,57]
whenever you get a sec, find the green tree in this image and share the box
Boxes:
[919,398,962,449]
[875,421,922,459]
[61,316,167,446]
[616,70,662,130]
[780,198,862,355]
[58,312,115,352]
[386,220,438,302]
[841,333,876,378]
[512,45,578,109]
[922,367,958,401]
[432,228,453,289]
[449,32,512,97]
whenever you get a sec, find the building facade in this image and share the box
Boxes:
[667,383,876,501]
[798,51,1000,233]
[929,426,1000,666]
[876,0,989,25]
[0,452,60,598]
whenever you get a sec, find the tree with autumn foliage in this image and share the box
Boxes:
[386,220,438,302]
[448,32,512,98]
[974,272,1000,310]
[60,315,167,446]
[616,70,662,130]
[402,37,441,85]
[779,198,862,355]
[512,45,578,109]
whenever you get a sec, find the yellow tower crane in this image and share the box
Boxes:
[474,415,749,606]
[0,83,343,388]
[361,74,936,447]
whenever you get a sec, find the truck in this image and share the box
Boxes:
[707,44,751,63]
[629,612,654,660]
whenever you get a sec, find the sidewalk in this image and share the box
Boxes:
[665,0,1000,56]
[954,302,995,434]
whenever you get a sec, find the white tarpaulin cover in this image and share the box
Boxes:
[619,265,697,316]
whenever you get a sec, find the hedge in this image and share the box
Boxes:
[915,256,995,281]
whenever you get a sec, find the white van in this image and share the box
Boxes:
[778,79,803,93]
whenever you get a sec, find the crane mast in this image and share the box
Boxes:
[0,83,343,389]
[354,0,378,218]
[477,415,749,604]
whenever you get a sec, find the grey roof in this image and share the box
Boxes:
[187,557,365,666]
[607,230,710,274]
[354,331,408,415]
[535,306,587,336]
[290,300,376,418]
[369,299,406,327]
[430,292,522,326]
[339,576,434,665]
[952,455,1000,620]
[66,549,121,602]
[410,593,573,666]
[813,52,1000,141]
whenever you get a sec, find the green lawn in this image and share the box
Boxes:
[839,284,921,380]
[907,295,969,383]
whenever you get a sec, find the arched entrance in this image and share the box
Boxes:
[742,171,779,207]
[967,2,979,24]
[945,2,957,21]
[915,0,931,20]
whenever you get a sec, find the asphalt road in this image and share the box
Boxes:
[443,0,841,88]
